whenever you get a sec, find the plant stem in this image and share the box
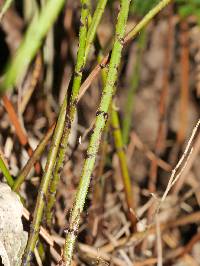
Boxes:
[2,95,41,173]
[0,154,14,187]
[111,103,137,228]
[22,98,67,265]
[85,0,108,58]
[45,0,90,228]
[124,0,172,43]
[97,44,137,229]
[87,121,109,242]
[46,0,108,228]
[122,29,147,144]
[0,0,65,93]
[62,1,131,265]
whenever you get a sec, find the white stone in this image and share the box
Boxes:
[0,183,27,266]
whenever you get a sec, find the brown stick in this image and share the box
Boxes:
[2,95,41,173]
[177,20,189,145]
[173,133,200,194]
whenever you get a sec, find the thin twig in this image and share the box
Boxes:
[13,123,55,192]
[160,119,200,204]
[173,132,200,194]
[177,20,189,145]
[20,53,42,114]
[2,95,41,173]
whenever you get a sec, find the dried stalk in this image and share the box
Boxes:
[177,20,189,145]
[13,124,55,192]
[2,95,41,173]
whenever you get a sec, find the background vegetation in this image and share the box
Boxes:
[0,0,200,265]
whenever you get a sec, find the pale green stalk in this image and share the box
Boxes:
[46,0,108,228]
[22,98,67,265]
[85,0,108,58]
[0,154,25,203]
[0,155,14,187]
[98,47,137,228]
[63,1,131,265]
[111,103,137,228]
[45,0,90,228]
[125,0,172,43]
[0,0,65,93]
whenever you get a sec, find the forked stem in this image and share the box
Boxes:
[62,0,131,264]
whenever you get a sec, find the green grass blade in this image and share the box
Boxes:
[0,155,14,187]
[0,0,65,93]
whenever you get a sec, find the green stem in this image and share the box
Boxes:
[97,41,136,228]
[0,0,65,93]
[0,154,14,187]
[85,0,108,58]
[63,1,131,265]
[122,29,147,144]
[98,47,137,228]
[46,0,107,228]
[22,98,67,265]
[0,153,26,206]
[111,103,137,228]
[124,0,172,43]
[45,0,90,228]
